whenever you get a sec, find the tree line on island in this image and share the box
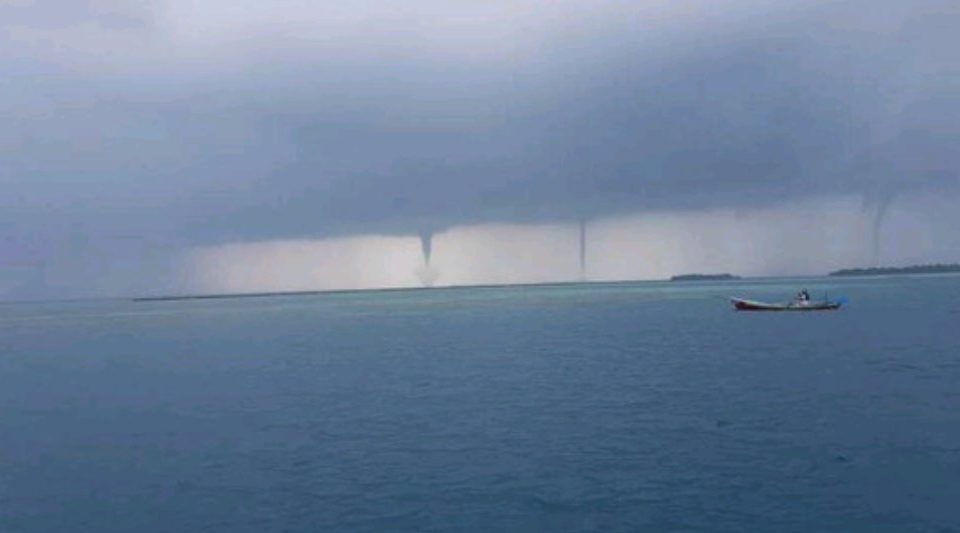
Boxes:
[829,264,960,277]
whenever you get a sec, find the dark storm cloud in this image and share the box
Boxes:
[198,0,959,240]
[1,0,958,295]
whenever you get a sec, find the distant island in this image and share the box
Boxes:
[829,264,960,277]
[670,273,741,282]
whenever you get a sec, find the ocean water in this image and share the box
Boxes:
[1,276,959,532]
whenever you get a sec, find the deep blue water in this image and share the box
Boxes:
[2,276,959,532]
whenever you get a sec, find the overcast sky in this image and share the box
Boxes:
[1,0,958,298]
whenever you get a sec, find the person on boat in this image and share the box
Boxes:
[796,289,811,303]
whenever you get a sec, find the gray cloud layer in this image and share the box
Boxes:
[1,0,958,296]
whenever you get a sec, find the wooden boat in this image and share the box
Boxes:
[731,297,843,311]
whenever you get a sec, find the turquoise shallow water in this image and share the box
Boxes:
[2,276,959,532]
